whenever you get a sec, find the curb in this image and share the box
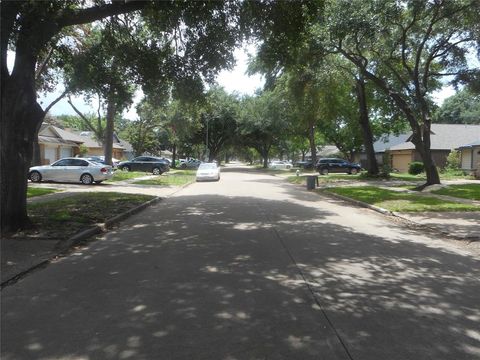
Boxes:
[1,196,162,289]
[320,190,394,216]
[319,189,479,243]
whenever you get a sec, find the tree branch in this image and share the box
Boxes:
[35,46,54,80]
[67,96,100,136]
[58,1,148,28]
[43,89,68,114]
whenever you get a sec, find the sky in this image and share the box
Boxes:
[8,47,458,120]
[35,46,264,120]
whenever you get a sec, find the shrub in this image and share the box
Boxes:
[78,144,88,157]
[408,161,424,175]
[445,149,461,170]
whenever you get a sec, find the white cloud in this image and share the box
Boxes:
[216,45,264,95]
[431,85,456,106]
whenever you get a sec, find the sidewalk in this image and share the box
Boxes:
[1,180,191,286]
[319,182,480,241]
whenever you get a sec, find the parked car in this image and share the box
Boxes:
[117,156,170,175]
[196,162,220,181]
[180,158,202,169]
[268,161,292,170]
[85,155,120,168]
[28,157,113,184]
[295,160,314,169]
[316,158,362,175]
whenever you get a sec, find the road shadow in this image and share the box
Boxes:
[2,193,479,360]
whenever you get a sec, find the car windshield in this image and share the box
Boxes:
[199,163,216,170]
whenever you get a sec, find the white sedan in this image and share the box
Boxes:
[196,163,220,181]
[28,157,113,185]
[268,161,292,170]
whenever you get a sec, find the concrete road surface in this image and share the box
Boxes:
[2,166,479,360]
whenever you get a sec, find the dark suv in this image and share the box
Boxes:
[316,158,361,175]
[117,156,170,175]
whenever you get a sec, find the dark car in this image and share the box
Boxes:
[316,158,361,175]
[117,156,170,175]
[295,160,314,169]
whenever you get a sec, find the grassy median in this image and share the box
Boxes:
[27,187,59,198]
[323,186,480,212]
[25,192,155,239]
[132,169,196,186]
[432,184,480,201]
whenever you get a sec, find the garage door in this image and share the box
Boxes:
[44,147,56,164]
[60,147,72,159]
[392,154,412,173]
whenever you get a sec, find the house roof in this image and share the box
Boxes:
[373,133,411,153]
[38,125,84,146]
[389,124,480,151]
[457,140,480,149]
[73,130,125,150]
[38,124,127,150]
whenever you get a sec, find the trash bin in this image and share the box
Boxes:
[306,175,318,190]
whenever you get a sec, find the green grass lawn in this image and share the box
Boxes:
[432,184,480,201]
[27,187,59,198]
[324,186,480,212]
[27,192,154,239]
[106,171,150,182]
[132,170,196,186]
[287,173,360,185]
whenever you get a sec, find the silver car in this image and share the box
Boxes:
[28,157,113,185]
[196,162,220,181]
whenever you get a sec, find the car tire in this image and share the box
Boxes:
[181,163,187,169]
[152,167,161,175]
[350,168,358,175]
[80,173,94,185]
[29,171,42,182]
[320,168,329,175]
[121,166,130,172]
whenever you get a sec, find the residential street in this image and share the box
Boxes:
[2,166,479,360]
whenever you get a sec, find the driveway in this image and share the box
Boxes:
[2,166,479,359]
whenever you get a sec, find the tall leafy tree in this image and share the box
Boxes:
[192,88,239,162]
[434,89,480,124]
[238,89,290,168]
[1,1,243,233]
[321,0,480,184]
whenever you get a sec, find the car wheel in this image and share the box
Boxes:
[181,163,187,169]
[152,167,161,175]
[350,168,358,175]
[80,173,94,185]
[216,175,220,181]
[121,166,130,172]
[320,168,329,175]
[29,171,42,182]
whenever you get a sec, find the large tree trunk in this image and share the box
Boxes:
[172,143,177,169]
[355,76,379,175]
[103,95,116,166]
[1,76,45,233]
[308,122,317,165]
[411,124,440,185]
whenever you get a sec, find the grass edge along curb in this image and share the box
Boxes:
[1,196,162,289]
[320,189,479,242]
[320,189,393,215]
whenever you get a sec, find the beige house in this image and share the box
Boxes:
[75,131,125,160]
[37,125,128,164]
[457,140,480,176]
[37,124,84,164]
[388,124,480,172]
